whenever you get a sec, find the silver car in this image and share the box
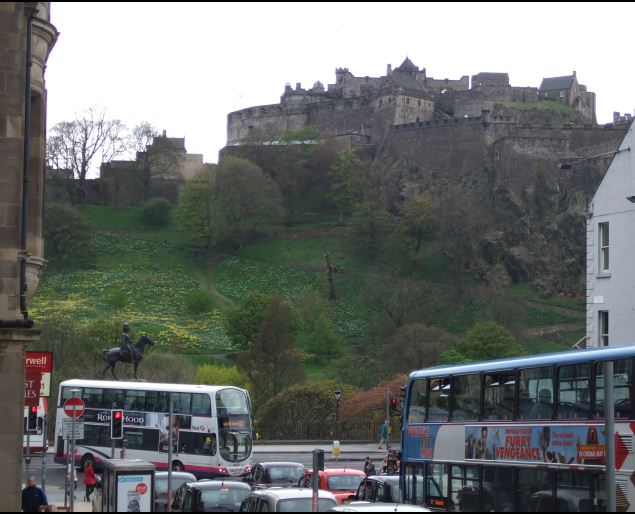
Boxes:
[330,502,431,512]
[240,487,338,512]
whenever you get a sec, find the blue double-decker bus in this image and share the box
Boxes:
[399,346,635,511]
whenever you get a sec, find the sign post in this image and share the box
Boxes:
[65,392,84,513]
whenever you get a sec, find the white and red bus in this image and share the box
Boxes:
[54,379,253,478]
[398,346,635,511]
[23,397,48,455]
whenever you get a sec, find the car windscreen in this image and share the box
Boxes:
[326,474,364,491]
[200,487,250,512]
[268,465,305,483]
[276,498,337,512]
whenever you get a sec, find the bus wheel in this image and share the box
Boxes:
[172,461,184,472]
[81,454,95,472]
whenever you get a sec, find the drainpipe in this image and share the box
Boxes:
[19,8,35,322]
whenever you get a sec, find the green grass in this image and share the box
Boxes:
[509,283,585,311]
[31,205,588,372]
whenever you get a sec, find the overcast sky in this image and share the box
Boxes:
[45,2,635,176]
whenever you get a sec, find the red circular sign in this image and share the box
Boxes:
[136,483,148,495]
[63,397,85,418]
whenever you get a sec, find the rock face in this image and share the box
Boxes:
[378,112,624,294]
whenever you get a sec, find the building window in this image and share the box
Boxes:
[418,100,421,107]
[599,311,609,347]
[599,223,609,273]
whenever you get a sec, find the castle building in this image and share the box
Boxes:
[227,58,597,148]
[0,2,57,509]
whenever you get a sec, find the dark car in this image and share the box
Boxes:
[172,480,252,512]
[245,462,305,489]
[351,475,402,503]
[155,471,197,512]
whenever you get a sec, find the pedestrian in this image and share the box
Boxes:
[378,419,389,449]
[21,475,48,513]
[83,461,97,502]
[364,458,376,477]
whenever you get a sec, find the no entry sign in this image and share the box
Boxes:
[63,397,85,418]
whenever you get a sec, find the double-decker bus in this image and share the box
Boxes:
[54,380,253,478]
[399,346,635,511]
[23,397,48,455]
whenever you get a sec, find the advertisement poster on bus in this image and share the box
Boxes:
[464,425,606,465]
[402,424,443,459]
[116,474,152,512]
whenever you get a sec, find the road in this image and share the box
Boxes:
[20,442,394,509]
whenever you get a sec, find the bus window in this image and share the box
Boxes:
[482,467,514,512]
[595,359,633,419]
[557,364,590,420]
[178,431,212,455]
[103,388,125,409]
[517,468,554,512]
[82,388,104,409]
[425,463,448,509]
[518,367,553,420]
[404,463,425,505]
[556,471,593,513]
[450,465,480,512]
[483,372,515,420]
[125,390,147,411]
[192,393,212,416]
[146,391,169,412]
[452,375,480,421]
[407,379,427,423]
[428,378,450,422]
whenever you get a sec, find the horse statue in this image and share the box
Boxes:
[101,334,155,381]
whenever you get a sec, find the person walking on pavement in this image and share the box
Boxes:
[83,460,97,502]
[21,475,48,513]
[378,419,389,449]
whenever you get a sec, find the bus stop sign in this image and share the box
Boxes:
[63,397,85,418]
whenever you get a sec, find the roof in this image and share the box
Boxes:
[409,345,635,380]
[248,487,337,500]
[59,379,245,394]
[390,71,425,92]
[189,480,251,490]
[256,461,305,468]
[362,475,400,483]
[396,57,418,73]
[306,468,366,476]
[539,75,575,91]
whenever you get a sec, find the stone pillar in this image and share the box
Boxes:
[0,328,41,512]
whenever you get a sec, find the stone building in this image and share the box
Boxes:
[99,130,213,205]
[227,58,596,148]
[586,122,634,347]
[0,2,57,510]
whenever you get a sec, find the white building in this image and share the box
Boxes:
[586,123,634,346]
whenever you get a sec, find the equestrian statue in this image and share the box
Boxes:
[102,322,155,380]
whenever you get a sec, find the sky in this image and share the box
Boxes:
[45,2,635,177]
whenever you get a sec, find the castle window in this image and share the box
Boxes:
[418,100,421,107]
[406,98,410,104]
[379,99,382,107]
[560,91,565,99]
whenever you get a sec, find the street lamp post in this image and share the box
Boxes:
[334,389,341,438]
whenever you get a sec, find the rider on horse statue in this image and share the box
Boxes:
[121,322,135,362]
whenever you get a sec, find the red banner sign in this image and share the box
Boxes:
[25,351,53,397]
[24,370,41,407]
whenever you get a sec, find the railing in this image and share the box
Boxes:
[253,418,401,442]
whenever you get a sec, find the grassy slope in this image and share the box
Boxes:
[30,205,585,375]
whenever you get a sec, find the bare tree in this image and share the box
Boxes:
[46,107,128,202]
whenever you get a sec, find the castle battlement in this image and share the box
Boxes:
[226,57,598,148]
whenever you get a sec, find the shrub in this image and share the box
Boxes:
[195,364,251,391]
[43,203,96,268]
[141,197,172,228]
[185,290,214,314]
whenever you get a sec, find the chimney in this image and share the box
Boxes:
[296,82,302,90]
[573,70,576,78]
[387,64,392,75]
[162,129,167,137]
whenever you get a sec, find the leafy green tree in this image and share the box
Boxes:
[326,355,382,389]
[351,199,394,257]
[175,167,217,248]
[395,193,435,254]
[236,296,305,409]
[303,312,347,363]
[44,203,96,268]
[327,150,366,222]
[439,321,525,364]
[213,156,283,248]
[224,291,272,351]
[141,197,172,228]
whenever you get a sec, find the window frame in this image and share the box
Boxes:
[599,222,610,273]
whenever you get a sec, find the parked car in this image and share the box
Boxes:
[171,479,252,512]
[350,475,402,503]
[245,461,305,488]
[329,502,431,512]
[298,468,367,504]
[240,487,338,512]
[154,471,197,512]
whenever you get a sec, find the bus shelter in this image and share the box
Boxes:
[100,459,155,512]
